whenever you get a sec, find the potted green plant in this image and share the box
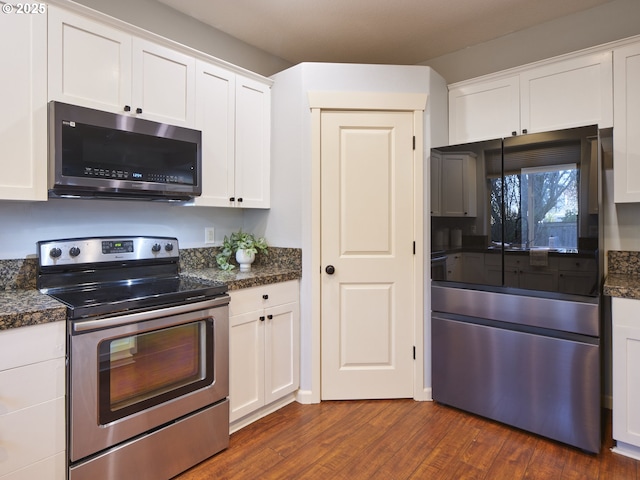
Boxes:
[215,231,268,272]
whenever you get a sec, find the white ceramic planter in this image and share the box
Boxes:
[235,249,255,272]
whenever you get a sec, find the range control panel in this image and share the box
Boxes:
[38,236,179,267]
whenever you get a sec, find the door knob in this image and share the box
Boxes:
[325,265,335,275]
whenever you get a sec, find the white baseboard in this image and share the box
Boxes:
[229,393,297,433]
[612,441,640,461]
[295,389,319,404]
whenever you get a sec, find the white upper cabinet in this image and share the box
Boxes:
[48,6,195,128]
[613,41,640,203]
[449,51,613,145]
[194,61,236,207]
[0,7,47,201]
[234,76,271,208]
[449,75,520,144]
[194,63,271,208]
[520,51,613,134]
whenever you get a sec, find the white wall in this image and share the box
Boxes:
[0,199,251,259]
[423,0,640,84]
[268,62,448,395]
[71,0,292,77]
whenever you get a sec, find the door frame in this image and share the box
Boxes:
[305,91,428,402]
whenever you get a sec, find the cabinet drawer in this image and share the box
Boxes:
[0,359,65,416]
[0,322,65,371]
[557,257,596,272]
[505,255,558,269]
[0,452,65,480]
[229,280,299,316]
[0,397,65,477]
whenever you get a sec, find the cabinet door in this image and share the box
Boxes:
[0,7,47,201]
[462,253,485,284]
[264,301,300,404]
[614,42,640,203]
[429,151,441,216]
[194,61,236,207]
[519,269,558,292]
[521,51,613,133]
[235,76,271,208]
[48,6,132,113]
[449,75,519,144]
[612,298,640,448]
[131,38,196,127]
[445,254,463,282]
[229,310,264,422]
[440,153,477,217]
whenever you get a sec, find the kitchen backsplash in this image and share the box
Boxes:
[0,247,302,290]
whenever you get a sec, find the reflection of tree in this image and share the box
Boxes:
[490,170,577,245]
[490,176,522,244]
[529,170,576,225]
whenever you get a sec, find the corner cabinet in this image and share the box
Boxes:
[228,281,299,428]
[612,297,640,460]
[194,61,271,208]
[613,41,640,203]
[48,6,196,128]
[0,322,66,480]
[0,5,47,201]
[449,50,613,144]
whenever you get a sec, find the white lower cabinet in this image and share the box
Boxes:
[0,322,66,480]
[229,281,300,426]
[612,297,640,460]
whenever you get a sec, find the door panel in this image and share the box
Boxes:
[321,110,414,400]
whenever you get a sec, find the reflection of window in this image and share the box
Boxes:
[522,164,577,248]
[490,164,578,249]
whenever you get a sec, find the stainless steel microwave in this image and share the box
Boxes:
[48,101,202,201]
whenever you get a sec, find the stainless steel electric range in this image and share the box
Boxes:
[37,236,230,480]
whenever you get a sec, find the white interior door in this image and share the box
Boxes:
[320,110,415,400]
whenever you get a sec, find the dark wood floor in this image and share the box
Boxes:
[177,400,639,479]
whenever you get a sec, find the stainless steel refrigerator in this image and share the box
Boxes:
[430,125,604,453]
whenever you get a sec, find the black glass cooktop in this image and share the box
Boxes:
[49,275,227,320]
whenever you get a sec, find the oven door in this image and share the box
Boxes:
[69,297,229,463]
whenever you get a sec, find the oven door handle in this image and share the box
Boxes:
[72,296,230,333]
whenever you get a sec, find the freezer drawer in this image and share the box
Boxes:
[432,316,601,453]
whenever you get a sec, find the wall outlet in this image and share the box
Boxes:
[204,227,215,245]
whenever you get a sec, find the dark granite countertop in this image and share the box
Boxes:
[604,251,640,300]
[0,246,302,331]
[182,264,301,290]
[0,289,67,330]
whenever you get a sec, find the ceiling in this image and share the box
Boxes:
[155,0,615,65]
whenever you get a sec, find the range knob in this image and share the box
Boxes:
[69,246,81,257]
[151,243,162,253]
[165,243,174,252]
[49,247,62,258]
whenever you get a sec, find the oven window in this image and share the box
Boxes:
[98,319,214,424]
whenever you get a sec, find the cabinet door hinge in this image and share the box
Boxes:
[412,136,416,150]
[413,346,416,360]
